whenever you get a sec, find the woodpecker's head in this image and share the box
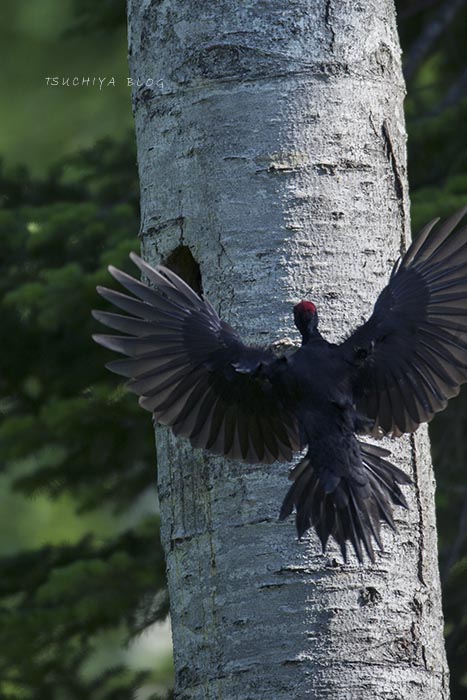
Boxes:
[293,300,318,337]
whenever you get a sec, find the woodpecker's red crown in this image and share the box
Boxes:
[293,300,318,337]
[294,300,317,316]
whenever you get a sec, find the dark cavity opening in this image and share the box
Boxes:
[164,245,203,297]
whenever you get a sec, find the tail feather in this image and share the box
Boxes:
[279,441,412,563]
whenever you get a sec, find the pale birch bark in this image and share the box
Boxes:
[127,1,449,698]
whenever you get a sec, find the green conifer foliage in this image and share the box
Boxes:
[0,137,171,699]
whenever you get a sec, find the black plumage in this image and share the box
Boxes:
[93,208,467,562]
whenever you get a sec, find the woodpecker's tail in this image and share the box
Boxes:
[279,441,412,563]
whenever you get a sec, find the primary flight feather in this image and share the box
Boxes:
[93,208,467,563]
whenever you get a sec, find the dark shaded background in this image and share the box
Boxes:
[0,1,466,698]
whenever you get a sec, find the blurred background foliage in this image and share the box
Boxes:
[0,1,466,698]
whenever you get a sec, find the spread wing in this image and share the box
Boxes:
[341,206,467,436]
[93,254,301,464]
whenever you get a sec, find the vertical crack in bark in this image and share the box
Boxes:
[166,433,176,553]
[203,475,222,689]
[422,644,428,671]
[216,229,235,318]
[410,434,426,586]
[179,208,185,246]
[381,120,407,256]
[325,0,336,53]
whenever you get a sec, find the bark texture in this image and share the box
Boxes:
[127,1,449,698]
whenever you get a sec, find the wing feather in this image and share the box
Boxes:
[341,207,467,435]
[94,255,301,464]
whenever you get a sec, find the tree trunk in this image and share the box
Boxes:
[127,1,449,698]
